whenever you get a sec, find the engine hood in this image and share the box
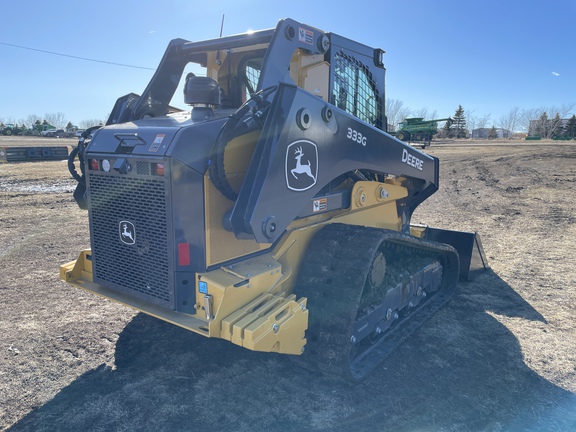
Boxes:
[86,110,229,159]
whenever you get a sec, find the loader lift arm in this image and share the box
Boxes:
[224,82,440,243]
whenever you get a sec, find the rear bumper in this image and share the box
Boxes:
[60,250,208,333]
[60,250,308,355]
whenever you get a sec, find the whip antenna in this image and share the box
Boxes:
[216,14,225,65]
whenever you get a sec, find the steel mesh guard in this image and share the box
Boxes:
[89,173,172,307]
[332,52,381,127]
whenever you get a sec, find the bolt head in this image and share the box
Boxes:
[350,335,356,343]
[272,324,279,333]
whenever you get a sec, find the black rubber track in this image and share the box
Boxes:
[294,223,459,381]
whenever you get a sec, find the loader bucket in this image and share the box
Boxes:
[412,226,488,280]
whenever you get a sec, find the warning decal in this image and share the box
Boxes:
[149,134,165,152]
[298,27,314,45]
[313,198,327,213]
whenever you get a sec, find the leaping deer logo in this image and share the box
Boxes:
[119,221,136,245]
[291,146,317,182]
[285,140,318,192]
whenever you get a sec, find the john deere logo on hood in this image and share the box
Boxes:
[119,221,136,245]
[285,140,318,191]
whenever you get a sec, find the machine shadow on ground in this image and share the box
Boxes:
[9,270,576,432]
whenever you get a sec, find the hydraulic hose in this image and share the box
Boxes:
[209,86,277,200]
[68,126,101,184]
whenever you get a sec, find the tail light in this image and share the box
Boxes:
[153,163,165,176]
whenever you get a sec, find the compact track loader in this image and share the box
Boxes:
[61,19,487,380]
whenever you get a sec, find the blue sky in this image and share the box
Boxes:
[1,0,574,128]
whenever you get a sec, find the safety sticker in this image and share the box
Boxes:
[198,281,208,294]
[313,198,327,213]
[298,27,314,45]
[149,134,165,152]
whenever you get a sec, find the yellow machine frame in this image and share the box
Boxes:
[61,180,409,355]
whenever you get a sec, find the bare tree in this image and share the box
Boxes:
[550,103,575,118]
[498,107,519,137]
[1,116,16,125]
[521,104,575,134]
[25,114,42,129]
[471,114,492,138]
[79,119,105,129]
[550,112,564,138]
[385,99,412,129]
[412,107,438,120]
[44,112,68,128]
[477,114,491,130]
[519,108,542,134]
[465,109,479,137]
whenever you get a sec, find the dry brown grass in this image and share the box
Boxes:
[1,137,575,431]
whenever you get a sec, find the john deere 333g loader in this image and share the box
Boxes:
[61,19,487,380]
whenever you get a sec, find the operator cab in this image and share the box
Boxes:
[175,45,328,112]
[173,41,381,129]
[106,19,385,131]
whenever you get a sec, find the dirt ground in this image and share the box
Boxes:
[0,137,575,431]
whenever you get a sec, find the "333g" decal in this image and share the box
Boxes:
[347,127,367,146]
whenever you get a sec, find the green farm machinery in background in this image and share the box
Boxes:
[391,117,450,148]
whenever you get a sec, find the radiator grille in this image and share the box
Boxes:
[89,173,172,307]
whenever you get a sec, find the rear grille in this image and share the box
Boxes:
[89,173,172,307]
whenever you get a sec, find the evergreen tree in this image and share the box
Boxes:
[488,126,498,139]
[564,115,576,139]
[534,112,548,138]
[439,117,453,138]
[451,105,467,138]
[32,120,42,134]
[550,113,563,138]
